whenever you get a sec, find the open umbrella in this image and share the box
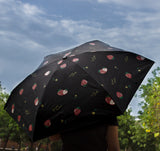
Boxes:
[5,40,154,141]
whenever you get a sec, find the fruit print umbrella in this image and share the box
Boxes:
[4,40,154,141]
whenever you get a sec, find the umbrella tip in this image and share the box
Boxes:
[89,40,101,43]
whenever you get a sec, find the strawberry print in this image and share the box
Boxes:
[11,104,15,113]
[32,83,37,90]
[19,88,24,95]
[89,42,95,46]
[34,97,39,106]
[17,115,21,122]
[69,54,75,57]
[81,79,88,87]
[125,72,132,79]
[60,63,67,69]
[72,58,79,63]
[44,119,51,128]
[57,60,63,65]
[65,52,71,56]
[98,67,108,74]
[4,40,154,141]
[29,124,33,132]
[43,61,49,66]
[105,96,115,105]
[74,107,81,116]
[63,52,71,58]
[44,71,51,76]
[57,89,68,96]
[107,55,114,60]
[136,55,145,61]
[116,92,123,99]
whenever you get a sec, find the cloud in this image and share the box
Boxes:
[97,0,160,10]
[22,3,44,16]
[0,0,103,50]
[1,0,159,54]
[0,0,44,15]
[0,0,159,92]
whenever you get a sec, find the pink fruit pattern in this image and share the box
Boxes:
[44,119,51,128]
[74,107,81,116]
[98,67,108,74]
[8,41,151,134]
[105,96,115,105]
[57,60,63,65]
[11,104,15,113]
[89,42,95,46]
[125,72,132,79]
[34,97,39,106]
[116,92,123,99]
[69,54,75,57]
[60,63,67,69]
[29,124,33,132]
[63,52,71,58]
[17,115,21,122]
[107,55,114,60]
[136,55,145,61]
[57,89,68,96]
[32,83,37,90]
[81,79,88,87]
[44,71,51,76]
[19,88,24,95]
[72,58,79,62]
[43,61,49,66]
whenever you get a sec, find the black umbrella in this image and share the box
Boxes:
[5,40,154,141]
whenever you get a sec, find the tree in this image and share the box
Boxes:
[138,67,160,150]
[131,120,156,151]
[0,82,11,150]
[118,109,138,151]
[9,120,31,151]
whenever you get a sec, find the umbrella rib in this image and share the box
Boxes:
[75,61,120,110]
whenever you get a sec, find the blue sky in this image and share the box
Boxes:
[0,0,160,115]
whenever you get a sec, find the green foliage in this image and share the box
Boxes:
[118,109,157,151]
[118,109,138,150]
[131,121,156,151]
[139,67,160,136]
[0,82,11,138]
[137,67,160,151]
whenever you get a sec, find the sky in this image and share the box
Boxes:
[0,0,160,115]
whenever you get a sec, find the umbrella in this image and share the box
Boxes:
[5,40,154,141]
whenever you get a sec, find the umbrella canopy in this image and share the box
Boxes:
[5,40,154,141]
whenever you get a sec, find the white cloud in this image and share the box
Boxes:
[22,3,44,16]
[0,0,159,55]
[0,0,159,92]
[97,0,160,10]
[0,0,44,16]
